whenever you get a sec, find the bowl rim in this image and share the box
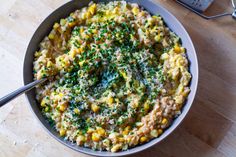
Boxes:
[23,0,199,156]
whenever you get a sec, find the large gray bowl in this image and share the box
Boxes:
[23,0,198,156]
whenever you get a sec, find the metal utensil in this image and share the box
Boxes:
[0,78,46,107]
[232,0,236,18]
[178,0,214,12]
[176,0,236,19]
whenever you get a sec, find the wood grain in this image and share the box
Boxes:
[0,0,236,156]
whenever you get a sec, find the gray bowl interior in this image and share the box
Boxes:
[23,0,198,156]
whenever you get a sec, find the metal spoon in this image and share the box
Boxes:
[232,0,236,18]
[0,78,47,107]
[176,0,236,20]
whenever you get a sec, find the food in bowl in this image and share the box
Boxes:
[33,1,191,152]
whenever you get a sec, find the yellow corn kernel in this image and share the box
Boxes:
[92,132,101,142]
[69,50,76,58]
[51,92,56,98]
[119,137,125,142]
[60,19,67,26]
[85,34,90,39]
[59,93,63,98]
[53,22,60,30]
[176,84,184,95]
[92,29,98,34]
[45,106,50,112]
[97,127,106,136]
[46,61,53,68]
[56,123,61,129]
[111,144,122,152]
[80,27,84,34]
[115,33,120,38]
[140,136,148,143]
[79,60,85,67]
[70,12,74,16]
[126,136,132,143]
[113,7,119,14]
[144,102,150,111]
[74,108,80,115]
[76,135,85,145]
[154,34,161,42]
[181,47,185,53]
[34,51,41,58]
[174,45,181,53]
[75,47,83,54]
[40,99,46,107]
[107,97,114,105]
[59,102,68,112]
[91,104,100,113]
[174,95,184,104]
[168,49,175,56]
[85,11,91,19]
[81,33,90,39]
[86,118,90,123]
[88,3,97,15]
[150,129,158,137]
[123,130,129,135]
[87,127,94,134]
[81,13,86,20]
[125,126,131,131]
[132,7,139,15]
[68,22,76,27]
[140,11,146,16]
[158,129,163,135]
[161,118,168,125]
[130,34,135,41]
[48,33,55,40]
[146,30,151,37]
[152,15,158,18]
[105,10,110,15]
[123,126,131,135]
[152,26,159,32]
[182,87,190,97]
[59,128,66,136]
[120,70,127,79]
[148,18,155,25]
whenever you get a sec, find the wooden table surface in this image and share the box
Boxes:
[0,0,236,157]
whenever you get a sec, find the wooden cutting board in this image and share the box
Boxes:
[0,0,236,157]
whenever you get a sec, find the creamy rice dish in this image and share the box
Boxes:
[33,1,191,152]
